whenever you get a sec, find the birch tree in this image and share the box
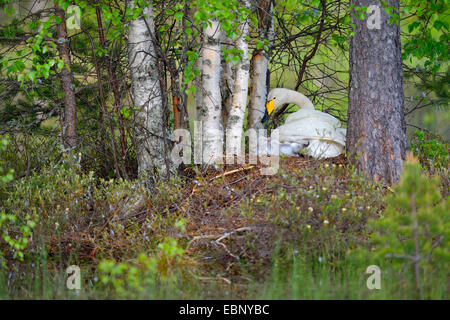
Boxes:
[128,2,171,178]
[198,20,223,164]
[247,0,274,130]
[225,0,250,159]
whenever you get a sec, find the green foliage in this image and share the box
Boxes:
[236,162,384,263]
[1,12,65,85]
[251,250,380,299]
[0,136,13,184]
[410,130,449,169]
[0,159,93,262]
[192,0,250,38]
[0,135,61,180]
[0,136,37,262]
[180,0,251,93]
[0,210,37,262]
[97,237,186,299]
[0,154,191,278]
[363,155,449,297]
[402,0,449,73]
[0,154,448,299]
[0,0,449,300]
[254,156,448,300]
[5,161,93,221]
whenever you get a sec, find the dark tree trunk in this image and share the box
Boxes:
[347,0,407,184]
[168,59,184,130]
[55,4,77,150]
[95,6,127,158]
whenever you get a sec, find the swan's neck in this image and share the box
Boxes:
[279,90,315,110]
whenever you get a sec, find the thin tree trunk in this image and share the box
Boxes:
[411,191,423,298]
[347,0,406,184]
[220,47,234,128]
[226,1,250,158]
[195,36,204,121]
[247,0,274,131]
[128,3,170,179]
[247,53,269,131]
[199,20,223,164]
[95,6,127,159]
[168,58,185,130]
[55,3,77,150]
[85,19,124,179]
[171,78,182,130]
[178,1,190,130]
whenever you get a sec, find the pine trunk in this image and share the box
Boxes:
[347,0,406,184]
[55,3,77,150]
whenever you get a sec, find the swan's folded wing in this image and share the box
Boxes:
[305,140,344,158]
[278,120,346,146]
[284,109,340,127]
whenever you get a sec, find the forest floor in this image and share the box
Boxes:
[0,154,447,299]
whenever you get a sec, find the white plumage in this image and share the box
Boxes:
[260,88,346,158]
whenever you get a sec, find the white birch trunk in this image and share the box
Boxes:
[247,54,269,131]
[225,2,250,159]
[199,20,223,164]
[247,0,274,131]
[128,3,169,178]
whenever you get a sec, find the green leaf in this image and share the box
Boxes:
[27,71,37,83]
[174,11,183,20]
[230,55,241,65]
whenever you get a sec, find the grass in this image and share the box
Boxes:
[0,150,447,300]
[250,252,449,299]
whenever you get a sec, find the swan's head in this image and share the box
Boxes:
[262,88,315,124]
[261,88,285,124]
[266,88,290,106]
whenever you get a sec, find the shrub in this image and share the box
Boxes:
[97,237,188,299]
[235,161,384,267]
[410,130,449,170]
[0,134,61,180]
[0,136,14,184]
[0,157,94,263]
[0,136,34,263]
[363,153,449,298]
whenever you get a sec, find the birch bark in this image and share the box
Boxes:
[128,3,171,178]
[247,0,274,131]
[225,0,250,159]
[199,20,223,164]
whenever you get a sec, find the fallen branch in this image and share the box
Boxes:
[187,227,254,250]
[190,166,255,195]
[209,166,255,182]
[190,273,232,285]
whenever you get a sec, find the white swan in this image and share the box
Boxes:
[260,88,346,159]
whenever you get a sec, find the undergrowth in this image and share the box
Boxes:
[0,133,448,299]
